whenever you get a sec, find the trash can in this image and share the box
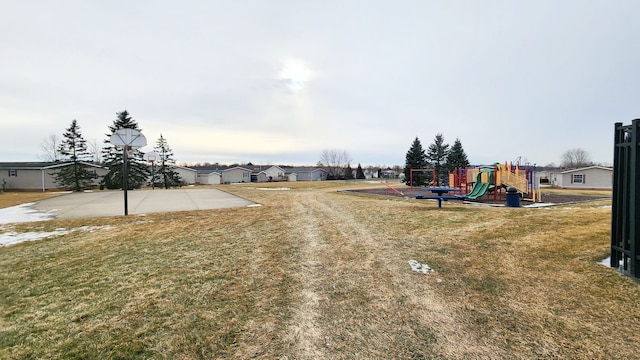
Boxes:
[506,187,520,207]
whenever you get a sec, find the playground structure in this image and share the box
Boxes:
[457,163,541,202]
[409,162,541,202]
[611,120,640,278]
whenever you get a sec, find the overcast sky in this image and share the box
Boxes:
[2,1,638,167]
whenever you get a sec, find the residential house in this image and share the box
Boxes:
[284,167,327,181]
[550,166,613,189]
[197,170,222,185]
[250,165,287,182]
[172,166,198,185]
[380,168,400,178]
[221,166,252,183]
[189,164,326,183]
[0,162,107,191]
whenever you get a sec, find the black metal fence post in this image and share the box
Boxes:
[611,120,640,278]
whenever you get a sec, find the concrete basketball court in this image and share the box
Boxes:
[32,188,256,219]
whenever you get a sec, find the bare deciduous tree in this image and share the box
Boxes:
[561,148,592,168]
[87,139,103,163]
[319,149,352,179]
[40,134,61,161]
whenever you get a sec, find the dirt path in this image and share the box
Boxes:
[285,192,331,358]
[284,190,477,358]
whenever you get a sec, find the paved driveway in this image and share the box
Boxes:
[32,188,256,219]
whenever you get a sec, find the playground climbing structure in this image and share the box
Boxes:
[448,163,541,202]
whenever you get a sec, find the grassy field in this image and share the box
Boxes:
[1,183,638,359]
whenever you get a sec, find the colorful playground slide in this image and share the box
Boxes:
[465,182,490,200]
[464,170,494,200]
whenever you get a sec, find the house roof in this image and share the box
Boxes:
[191,164,307,175]
[224,166,252,172]
[191,165,253,176]
[559,166,613,174]
[284,167,326,174]
[0,161,104,170]
[190,165,233,172]
[173,165,198,173]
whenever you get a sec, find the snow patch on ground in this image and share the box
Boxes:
[0,203,56,224]
[409,259,434,274]
[0,225,114,246]
[523,203,555,208]
[255,187,290,191]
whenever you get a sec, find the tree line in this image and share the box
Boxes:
[318,149,399,180]
[48,110,182,191]
[403,134,470,187]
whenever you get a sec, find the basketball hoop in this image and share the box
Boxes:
[110,128,147,150]
[109,128,147,215]
[144,152,159,189]
[143,152,158,162]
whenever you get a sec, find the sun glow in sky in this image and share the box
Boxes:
[279,59,313,93]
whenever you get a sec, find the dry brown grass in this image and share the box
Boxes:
[1,182,638,359]
[541,186,612,197]
[0,191,64,208]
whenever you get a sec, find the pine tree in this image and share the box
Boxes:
[153,134,182,189]
[101,110,150,189]
[356,163,366,179]
[446,138,470,171]
[427,134,449,186]
[344,163,354,180]
[52,119,97,191]
[403,137,429,186]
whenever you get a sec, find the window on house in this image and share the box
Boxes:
[572,174,584,184]
[8,169,17,177]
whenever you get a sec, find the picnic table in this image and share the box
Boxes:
[415,187,465,208]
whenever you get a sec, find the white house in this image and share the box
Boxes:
[197,171,222,185]
[550,166,613,189]
[172,166,198,185]
[285,167,327,181]
[221,166,252,183]
[261,165,287,182]
[0,162,107,191]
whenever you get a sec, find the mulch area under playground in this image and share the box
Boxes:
[346,187,609,205]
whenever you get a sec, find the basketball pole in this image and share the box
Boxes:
[110,128,147,217]
[123,145,129,216]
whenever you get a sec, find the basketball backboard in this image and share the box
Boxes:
[144,152,159,162]
[110,128,147,149]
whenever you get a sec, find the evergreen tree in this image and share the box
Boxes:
[427,133,449,186]
[52,119,97,191]
[356,163,366,179]
[403,137,429,186]
[344,163,354,180]
[153,134,182,189]
[446,138,470,171]
[101,110,150,189]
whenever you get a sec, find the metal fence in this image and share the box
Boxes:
[611,119,640,278]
